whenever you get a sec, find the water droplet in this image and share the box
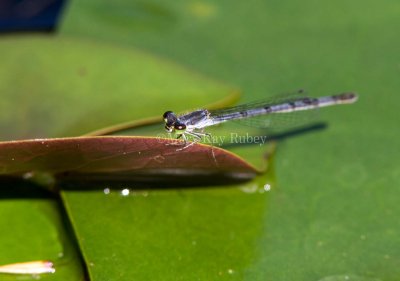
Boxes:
[121,189,130,196]
[103,188,111,195]
[263,183,271,191]
[227,269,234,275]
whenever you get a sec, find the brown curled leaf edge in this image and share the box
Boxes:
[0,136,261,186]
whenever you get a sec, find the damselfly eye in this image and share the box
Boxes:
[163,111,174,120]
[163,111,171,119]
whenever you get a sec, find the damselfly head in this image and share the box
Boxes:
[163,111,184,133]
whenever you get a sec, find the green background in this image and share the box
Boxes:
[1,0,399,280]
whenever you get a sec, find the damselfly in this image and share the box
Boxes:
[163,92,358,143]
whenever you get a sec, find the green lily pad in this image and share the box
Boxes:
[0,36,238,140]
[61,173,274,281]
[0,194,84,280]
[0,35,248,281]
[60,0,400,280]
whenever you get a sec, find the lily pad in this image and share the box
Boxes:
[0,196,84,280]
[0,36,238,140]
[62,173,274,281]
[60,0,400,280]
[0,137,258,185]
[0,35,247,281]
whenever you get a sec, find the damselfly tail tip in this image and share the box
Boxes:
[336,92,358,104]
